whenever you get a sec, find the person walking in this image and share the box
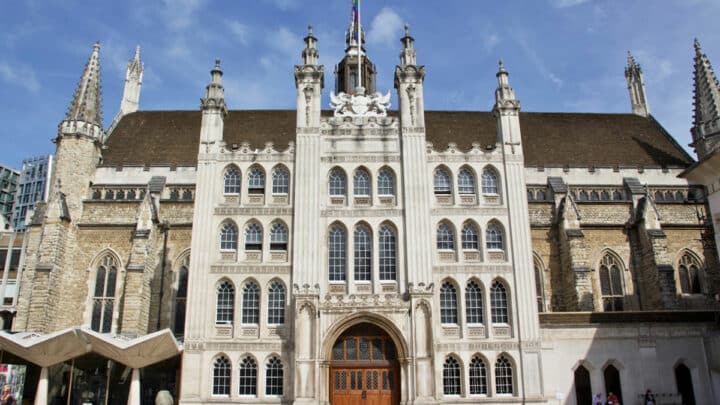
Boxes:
[593,392,604,405]
[644,389,656,405]
[607,391,620,405]
[0,385,16,405]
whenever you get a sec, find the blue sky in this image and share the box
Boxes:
[0,0,718,168]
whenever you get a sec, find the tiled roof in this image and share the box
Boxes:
[103,110,693,167]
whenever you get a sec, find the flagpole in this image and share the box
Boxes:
[357,0,363,93]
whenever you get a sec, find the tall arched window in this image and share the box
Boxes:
[267,282,285,325]
[678,252,702,294]
[272,166,289,195]
[270,222,288,251]
[224,167,241,195]
[481,169,498,194]
[490,281,509,324]
[329,169,347,197]
[220,222,238,251]
[354,225,372,281]
[245,223,262,251]
[534,259,545,313]
[353,169,371,196]
[329,226,347,282]
[377,169,395,196]
[91,255,118,333]
[495,356,514,395]
[248,167,265,194]
[458,168,475,194]
[599,253,624,312]
[486,223,503,250]
[440,281,458,324]
[212,356,231,396]
[174,255,189,337]
[379,225,397,281]
[437,223,455,250]
[216,281,235,325]
[443,357,461,395]
[461,223,479,250]
[266,357,284,396]
[238,356,258,396]
[466,281,483,324]
[434,168,452,195]
[242,282,260,324]
[469,356,488,395]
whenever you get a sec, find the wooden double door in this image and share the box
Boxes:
[329,324,400,405]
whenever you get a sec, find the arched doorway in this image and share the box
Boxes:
[675,364,696,405]
[603,365,622,405]
[330,323,399,405]
[574,365,592,405]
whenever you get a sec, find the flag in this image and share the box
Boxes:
[351,0,360,42]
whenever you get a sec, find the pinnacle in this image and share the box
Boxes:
[65,42,103,127]
[692,37,720,140]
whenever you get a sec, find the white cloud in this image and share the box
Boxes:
[367,7,403,47]
[0,61,40,92]
[551,0,591,8]
[517,36,564,87]
[484,34,500,52]
[161,0,205,30]
[266,27,304,58]
[226,20,250,45]
[262,0,299,11]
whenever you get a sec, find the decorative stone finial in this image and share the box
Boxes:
[214,58,221,69]
[308,24,313,36]
[404,23,410,37]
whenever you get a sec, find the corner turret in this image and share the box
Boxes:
[691,38,720,158]
[625,51,650,117]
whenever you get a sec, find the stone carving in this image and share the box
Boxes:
[408,282,434,295]
[406,84,417,125]
[320,293,407,310]
[330,88,391,118]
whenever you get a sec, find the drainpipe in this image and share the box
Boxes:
[156,221,169,331]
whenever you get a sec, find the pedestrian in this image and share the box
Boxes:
[593,392,604,405]
[607,391,620,405]
[0,385,16,405]
[644,389,656,405]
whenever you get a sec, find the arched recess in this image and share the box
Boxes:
[84,248,125,334]
[573,363,592,405]
[295,301,317,399]
[532,252,546,313]
[674,361,696,405]
[602,360,624,405]
[170,249,191,336]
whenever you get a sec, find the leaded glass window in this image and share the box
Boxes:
[245,223,262,251]
[458,168,475,194]
[354,225,372,281]
[466,281,483,324]
[486,223,503,250]
[329,226,346,281]
[377,169,395,196]
[482,169,498,194]
[354,169,370,196]
[248,167,265,194]
[224,167,241,194]
[220,222,238,251]
[437,223,455,250]
[469,356,488,395]
[462,223,479,250]
[216,281,234,324]
[91,255,118,333]
[440,282,458,324]
[238,356,257,396]
[268,282,285,325]
[490,281,509,324]
[599,253,624,311]
[242,282,260,324]
[270,222,288,251]
[272,166,289,194]
[534,262,545,313]
[495,356,513,395]
[329,169,346,196]
[212,356,231,396]
[379,225,397,281]
[174,255,189,337]
[434,168,452,195]
[678,253,702,294]
[443,357,461,395]
[266,357,283,396]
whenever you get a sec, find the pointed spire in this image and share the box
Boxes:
[201,58,227,114]
[302,24,319,65]
[691,38,720,158]
[399,23,416,66]
[119,45,144,117]
[65,42,103,127]
[494,59,519,111]
[625,51,650,117]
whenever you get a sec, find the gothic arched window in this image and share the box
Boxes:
[91,255,118,333]
[458,168,476,195]
[266,357,284,396]
[469,356,488,395]
[434,168,452,195]
[212,356,231,396]
[245,223,262,251]
[486,223,504,251]
[220,222,238,251]
[440,281,458,324]
[238,356,257,396]
[437,222,455,250]
[270,222,288,251]
[224,167,241,195]
[242,282,260,324]
[354,169,371,197]
[599,253,624,311]
[272,166,289,195]
[534,260,546,313]
[379,225,397,281]
[216,281,234,325]
[466,281,484,324]
[462,223,479,251]
[354,225,372,281]
[377,169,395,196]
[248,167,265,195]
[678,252,702,294]
[329,226,347,282]
[481,169,498,195]
[490,281,509,324]
[173,255,189,337]
[267,282,285,325]
[329,169,347,197]
[495,356,514,395]
[443,357,461,395]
